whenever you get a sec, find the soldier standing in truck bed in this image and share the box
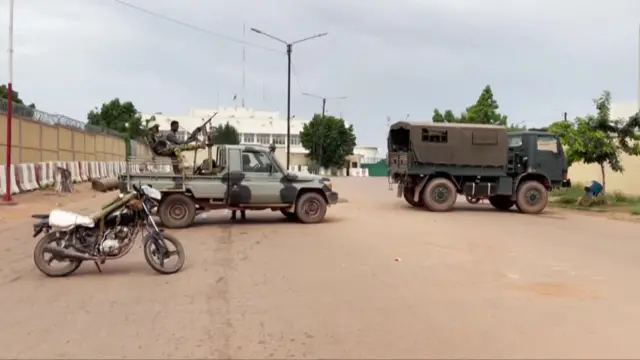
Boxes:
[148,121,204,174]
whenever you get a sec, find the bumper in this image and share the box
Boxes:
[326,191,339,205]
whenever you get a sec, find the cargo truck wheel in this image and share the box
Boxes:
[489,195,515,211]
[515,181,548,214]
[423,178,457,212]
[158,194,197,228]
[403,186,424,207]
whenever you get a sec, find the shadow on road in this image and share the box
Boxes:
[187,214,345,228]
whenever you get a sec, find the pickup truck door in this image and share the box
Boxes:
[241,150,285,204]
[188,150,227,201]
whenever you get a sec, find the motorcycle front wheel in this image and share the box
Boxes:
[143,233,185,275]
[33,232,83,277]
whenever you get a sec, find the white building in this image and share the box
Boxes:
[143,107,379,168]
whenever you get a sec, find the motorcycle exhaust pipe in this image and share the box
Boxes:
[43,245,99,261]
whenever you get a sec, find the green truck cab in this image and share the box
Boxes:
[387,122,570,214]
[120,144,339,228]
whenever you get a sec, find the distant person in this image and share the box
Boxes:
[584,180,603,198]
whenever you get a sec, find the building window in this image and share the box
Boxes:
[243,133,255,144]
[289,135,300,146]
[421,129,447,143]
[256,133,271,145]
[273,134,286,145]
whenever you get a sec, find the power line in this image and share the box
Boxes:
[290,62,305,93]
[112,0,283,54]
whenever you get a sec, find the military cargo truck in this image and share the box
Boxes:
[119,144,339,228]
[387,122,569,214]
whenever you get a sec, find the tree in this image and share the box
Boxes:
[507,123,527,132]
[300,114,357,169]
[548,91,640,191]
[0,84,36,108]
[463,85,508,126]
[210,122,240,145]
[87,98,148,139]
[431,85,511,127]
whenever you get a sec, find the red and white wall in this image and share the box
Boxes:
[0,161,172,196]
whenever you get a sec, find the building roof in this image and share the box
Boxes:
[142,106,310,135]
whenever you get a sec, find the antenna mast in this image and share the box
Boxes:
[242,23,246,108]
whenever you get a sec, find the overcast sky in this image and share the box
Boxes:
[0,0,639,150]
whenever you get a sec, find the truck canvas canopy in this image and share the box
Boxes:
[388,121,509,167]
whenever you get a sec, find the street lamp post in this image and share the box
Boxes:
[301,93,347,171]
[250,28,327,170]
[2,0,16,205]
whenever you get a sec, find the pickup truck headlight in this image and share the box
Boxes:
[324,181,332,190]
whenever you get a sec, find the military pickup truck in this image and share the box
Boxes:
[119,144,339,228]
[387,122,570,214]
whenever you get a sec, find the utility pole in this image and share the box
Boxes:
[321,98,326,118]
[2,0,16,205]
[250,28,328,170]
[302,93,347,172]
[302,93,347,119]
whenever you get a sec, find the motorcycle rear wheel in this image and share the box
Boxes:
[143,233,185,275]
[34,233,83,277]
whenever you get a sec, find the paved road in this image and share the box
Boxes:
[2,178,640,359]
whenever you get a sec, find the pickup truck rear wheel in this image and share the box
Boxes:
[295,192,327,224]
[158,194,197,229]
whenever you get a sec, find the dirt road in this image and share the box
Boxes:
[1,178,640,359]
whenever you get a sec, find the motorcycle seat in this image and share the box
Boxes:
[49,209,95,229]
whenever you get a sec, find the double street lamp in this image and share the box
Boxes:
[250,28,327,169]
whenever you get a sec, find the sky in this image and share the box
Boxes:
[0,0,639,151]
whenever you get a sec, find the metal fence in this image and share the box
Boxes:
[0,98,126,139]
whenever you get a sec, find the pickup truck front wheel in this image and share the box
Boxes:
[295,192,327,224]
[158,194,197,229]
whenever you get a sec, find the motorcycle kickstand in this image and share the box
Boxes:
[93,261,103,273]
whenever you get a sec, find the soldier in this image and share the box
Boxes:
[150,121,205,174]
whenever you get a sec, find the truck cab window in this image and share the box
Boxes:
[509,136,523,147]
[242,151,275,173]
[536,136,558,154]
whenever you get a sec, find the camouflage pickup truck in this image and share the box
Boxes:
[119,144,339,228]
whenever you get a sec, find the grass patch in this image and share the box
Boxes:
[550,182,640,215]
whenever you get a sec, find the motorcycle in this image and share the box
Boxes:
[31,183,186,277]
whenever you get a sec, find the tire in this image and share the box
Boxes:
[143,233,186,275]
[466,195,481,204]
[515,181,548,214]
[295,192,328,224]
[489,195,515,211]
[33,232,83,277]
[422,178,457,212]
[280,209,298,221]
[403,186,424,207]
[158,194,196,229]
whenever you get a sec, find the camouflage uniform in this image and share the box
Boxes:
[149,126,203,174]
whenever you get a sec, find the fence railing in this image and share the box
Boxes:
[0,98,126,139]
